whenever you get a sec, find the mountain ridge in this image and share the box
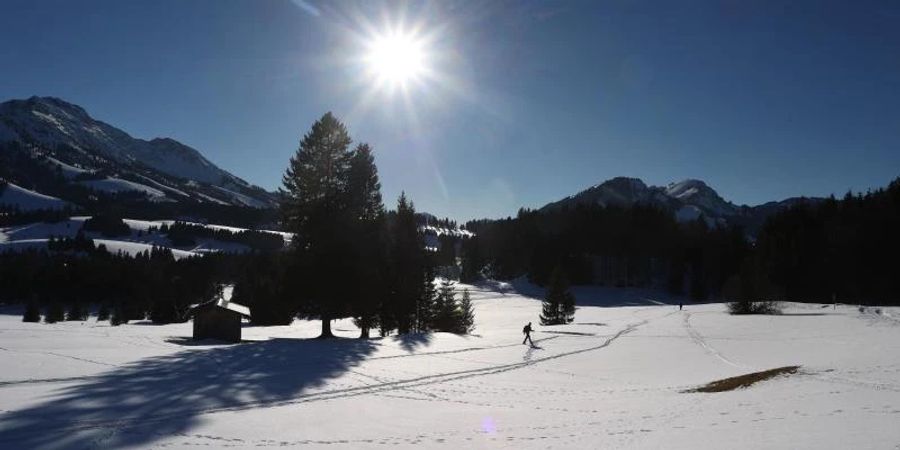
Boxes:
[541,176,822,232]
[0,96,275,209]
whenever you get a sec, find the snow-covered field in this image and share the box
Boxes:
[0,283,898,449]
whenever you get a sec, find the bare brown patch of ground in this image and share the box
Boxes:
[684,366,801,393]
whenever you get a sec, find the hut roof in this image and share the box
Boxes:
[216,297,251,316]
[188,285,251,318]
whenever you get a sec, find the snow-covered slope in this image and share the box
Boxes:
[0,217,291,257]
[0,96,276,208]
[664,179,739,217]
[0,282,897,449]
[1,97,229,184]
[43,156,93,179]
[77,177,167,199]
[0,180,71,211]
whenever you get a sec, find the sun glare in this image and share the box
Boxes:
[365,32,427,87]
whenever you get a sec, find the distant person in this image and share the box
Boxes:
[679,301,683,311]
[522,322,534,346]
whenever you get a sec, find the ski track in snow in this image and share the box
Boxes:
[0,313,671,438]
[682,311,751,370]
[2,294,900,449]
[368,335,560,361]
[681,310,900,394]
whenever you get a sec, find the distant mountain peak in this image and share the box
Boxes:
[598,176,648,191]
[541,176,823,233]
[664,179,735,216]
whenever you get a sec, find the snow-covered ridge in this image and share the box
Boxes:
[0,96,276,208]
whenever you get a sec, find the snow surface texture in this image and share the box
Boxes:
[0,181,71,211]
[0,283,898,449]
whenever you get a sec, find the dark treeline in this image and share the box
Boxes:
[461,177,900,306]
[462,204,748,301]
[0,196,277,230]
[2,243,233,325]
[746,180,900,306]
[417,215,459,230]
[158,222,284,251]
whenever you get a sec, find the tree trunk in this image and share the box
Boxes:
[359,326,370,339]
[319,313,334,338]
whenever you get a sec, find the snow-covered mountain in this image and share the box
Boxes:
[542,176,820,232]
[0,96,275,208]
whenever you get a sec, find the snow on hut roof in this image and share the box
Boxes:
[216,297,251,316]
[188,285,251,317]
[215,284,250,316]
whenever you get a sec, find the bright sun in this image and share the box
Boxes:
[365,32,427,86]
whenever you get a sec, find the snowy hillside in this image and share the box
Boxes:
[77,177,167,199]
[0,181,71,211]
[0,283,897,449]
[0,96,276,208]
[0,217,289,257]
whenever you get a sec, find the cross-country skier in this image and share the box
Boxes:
[522,322,534,346]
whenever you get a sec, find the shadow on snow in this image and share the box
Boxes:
[0,337,377,449]
[394,332,433,353]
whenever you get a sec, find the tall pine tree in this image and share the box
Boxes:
[386,193,424,334]
[346,143,387,338]
[280,112,354,338]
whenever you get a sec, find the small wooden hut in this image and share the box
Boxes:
[191,287,250,342]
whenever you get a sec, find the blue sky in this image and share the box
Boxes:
[2,0,899,221]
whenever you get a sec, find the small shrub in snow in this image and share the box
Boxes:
[541,266,576,325]
[22,300,41,322]
[65,303,88,321]
[44,302,65,323]
[431,279,459,332]
[96,304,110,321]
[727,300,781,315]
[457,289,476,334]
[109,306,128,326]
